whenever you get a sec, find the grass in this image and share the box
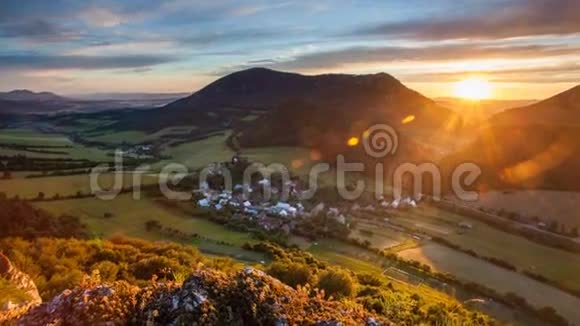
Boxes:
[0,128,113,161]
[393,204,580,292]
[349,221,410,250]
[398,243,580,324]
[0,173,158,199]
[33,194,264,262]
[465,189,580,229]
[0,128,71,146]
[154,132,234,170]
[85,131,147,144]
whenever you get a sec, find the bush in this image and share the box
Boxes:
[317,268,356,299]
[267,261,315,288]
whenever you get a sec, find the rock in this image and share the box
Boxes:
[5,267,391,325]
[0,253,42,310]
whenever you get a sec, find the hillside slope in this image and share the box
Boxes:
[488,85,580,126]
[442,85,580,191]
[5,267,389,325]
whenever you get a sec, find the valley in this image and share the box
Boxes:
[1,68,579,326]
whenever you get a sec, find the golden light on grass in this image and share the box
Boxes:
[402,115,415,124]
[453,77,493,100]
[291,159,304,169]
[347,137,359,146]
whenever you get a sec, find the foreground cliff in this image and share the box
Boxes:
[2,267,389,325]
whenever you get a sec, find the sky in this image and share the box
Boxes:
[0,0,579,99]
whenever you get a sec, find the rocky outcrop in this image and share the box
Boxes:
[7,267,391,325]
[0,253,42,310]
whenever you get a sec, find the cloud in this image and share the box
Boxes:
[353,0,580,40]
[0,20,82,42]
[231,44,580,72]
[80,7,123,28]
[400,62,580,83]
[0,54,177,70]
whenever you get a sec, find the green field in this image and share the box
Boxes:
[34,194,264,262]
[392,204,580,291]
[154,132,235,170]
[0,173,158,199]
[349,221,411,249]
[0,128,113,161]
[85,131,148,144]
[0,128,71,146]
[398,243,580,324]
[465,190,580,229]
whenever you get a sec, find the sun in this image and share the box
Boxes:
[453,77,493,100]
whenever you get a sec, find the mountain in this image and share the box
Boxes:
[0,90,70,115]
[110,68,461,131]
[442,85,580,191]
[0,90,67,103]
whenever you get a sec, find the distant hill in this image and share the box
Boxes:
[435,97,537,123]
[0,90,67,103]
[442,85,580,191]
[110,68,462,134]
[0,90,184,115]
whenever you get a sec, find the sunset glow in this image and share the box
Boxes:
[453,78,493,100]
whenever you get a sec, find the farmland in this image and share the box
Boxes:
[0,173,159,199]
[390,204,580,291]
[398,243,580,324]
[465,190,580,229]
[0,128,112,161]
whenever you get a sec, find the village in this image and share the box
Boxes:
[192,158,424,236]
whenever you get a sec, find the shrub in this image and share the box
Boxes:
[267,261,315,288]
[317,268,356,299]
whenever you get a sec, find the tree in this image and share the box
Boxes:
[2,170,11,179]
[37,192,45,200]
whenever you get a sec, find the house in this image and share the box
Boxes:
[327,207,340,217]
[197,198,210,208]
[311,202,325,216]
[458,221,473,229]
[363,204,375,211]
[334,214,347,225]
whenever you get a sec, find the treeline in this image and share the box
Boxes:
[0,196,86,239]
[0,155,98,172]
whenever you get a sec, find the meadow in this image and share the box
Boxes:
[0,173,159,199]
[466,190,580,229]
[392,204,580,291]
[0,128,112,161]
[33,194,265,262]
[398,243,580,324]
[349,220,411,249]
